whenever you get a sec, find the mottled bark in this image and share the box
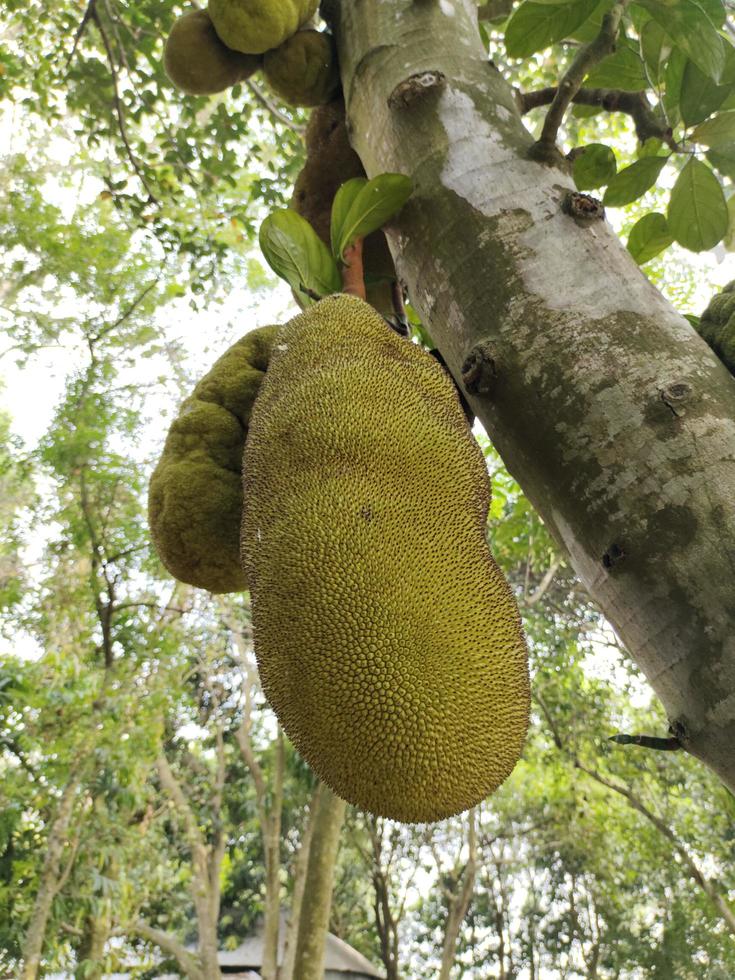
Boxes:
[438,810,477,980]
[332,0,735,794]
[20,772,82,980]
[74,908,111,980]
[280,786,318,980]
[293,785,347,980]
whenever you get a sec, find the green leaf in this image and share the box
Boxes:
[259,209,341,301]
[691,111,735,147]
[684,313,701,327]
[663,48,687,126]
[505,0,599,58]
[723,194,735,251]
[639,19,672,84]
[573,144,617,190]
[626,212,674,263]
[334,173,413,261]
[637,0,725,81]
[330,178,367,259]
[602,156,668,206]
[680,60,729,126]
[585,40,648,91]
[667,157,728,250]
[706,143,735,180]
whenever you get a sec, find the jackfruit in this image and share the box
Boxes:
[697,281,735,375]
[149,324,279,593]
[164,9,261,96]
[291,100,396,315]
[263,30,340,107]
[208,0,318,55]
[241,294,529,822]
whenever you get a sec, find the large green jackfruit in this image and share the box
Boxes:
[241,294,529,822]
[291,100,396,315]
[208,0,318,55]
[697,281,735,375]
[149,324,279,593]
[263,30,340,107]
[164,9,261,95]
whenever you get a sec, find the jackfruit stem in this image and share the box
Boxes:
[341,238,366,299]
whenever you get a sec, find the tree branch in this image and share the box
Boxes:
[521,86,677,149]
[538,2,627,146]
[90,6,157,202]
[246,79,307,134]
[155,753,206,853]
[114,921,204,980]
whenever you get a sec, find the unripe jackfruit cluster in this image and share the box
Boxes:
[164,1,339,107]
[697,281,735,376]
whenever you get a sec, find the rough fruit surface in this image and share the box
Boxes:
[697,280,735,375]
[149,324,279,593]
[263,30,340,107]
[208,0,318,55]
[164,9,260,95]
[241,294,529,822]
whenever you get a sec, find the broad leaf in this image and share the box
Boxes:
[505,0,599,58]
[663,48,687,126]
[603,156,668,207]
[637,0,725,82]
[585,40,648,92]
[627,212,674,263]
[573,144,617,190]
[667,157,728,251]
[330,178,367,259]
[259,209,341,301]
[691,111,735,147]
[639,20,672,85]
[724,194,735,252]
[680,60,729,126]
[334,173,413,261]
[707,143,735,180]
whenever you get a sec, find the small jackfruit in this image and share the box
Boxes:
[291,100,396,315]
[208,0,318,55]
[263,30,340,107]
[149,324,279,593]
[164,9,261,96]
[697,281,735,375]
[241,294,529,823]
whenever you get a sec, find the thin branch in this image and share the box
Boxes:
[538,2,627,146]
[65,0,97,70]
[246,79,307,134]
[113,921,204,980]
[90,278,160,344]
[521,86,677,150]
[90,6,157,202]
[525,557,563,606]
[156,753,206,852]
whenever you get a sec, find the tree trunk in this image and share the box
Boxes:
[262,731,285,980]
[20,772,81,980]
[74,907,111,980]
[280,786,318,980]
[331,0,735,793]
[293,785,347,980]
[438,810,477,980]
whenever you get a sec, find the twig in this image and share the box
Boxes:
[538,2,627,147]
[525,557,563,606]
[246,79,307,135]
[91,6,158,202]
[341,238,366,299]
[65,0,97,70]
[609,733,682,751]
[521,87,678,150]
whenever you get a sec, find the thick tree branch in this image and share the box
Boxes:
[521,86,677,149]
[155,753,206,853]
[114,921,204,980]
[538,3,626,146]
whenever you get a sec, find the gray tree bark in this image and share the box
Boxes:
[293,785,347,980]
[331,0,735,794]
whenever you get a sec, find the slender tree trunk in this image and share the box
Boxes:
[293,785,347,980]
[74,907,111,980]
[331,0,735,793]
[20,772,82,980]
[262,731,285,980]
[280,786,318,980]
[438,810,477,980]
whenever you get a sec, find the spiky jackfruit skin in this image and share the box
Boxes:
[263,30,340,107]
[164,10,261,95]
[149,324,279,593]
[208,0,318,54]
[241,295,529,822]
[291,100,396,314]
[697,281,735,375]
